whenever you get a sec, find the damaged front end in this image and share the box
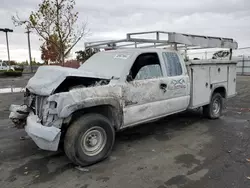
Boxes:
[9,90,62,151]
[9,89,36,128]
[9,90,37,129]
[9,65,113,151]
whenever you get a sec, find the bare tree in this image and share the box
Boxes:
[12,0,88,65]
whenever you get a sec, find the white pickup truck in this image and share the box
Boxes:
[9,31,238,166]
[0,61,15,71]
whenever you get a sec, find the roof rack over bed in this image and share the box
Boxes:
[85,31,238,50]
[84,31,238,60]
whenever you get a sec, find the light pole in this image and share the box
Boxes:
[0,28,13,66]
[25,28,33,72]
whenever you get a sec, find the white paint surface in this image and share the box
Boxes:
[122,77,190,127]
[188,61,238,108]
[26,65,112,96]
[228,65,237,97]
[25,112,61,151]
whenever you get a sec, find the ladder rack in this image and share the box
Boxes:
[85,31,238,51]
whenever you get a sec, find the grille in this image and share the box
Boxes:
[35,96,46,119]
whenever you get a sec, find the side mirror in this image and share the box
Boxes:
[126,75,133,82]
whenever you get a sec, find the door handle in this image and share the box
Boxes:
[160,83,167,92]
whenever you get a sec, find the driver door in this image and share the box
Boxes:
[122,51,189,129]
[122,52,168,128]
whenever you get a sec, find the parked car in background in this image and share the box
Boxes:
[0,62,15,71]
[12,64,24,72]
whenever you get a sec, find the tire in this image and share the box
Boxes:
[203,93,223,119]
[64,113,115,166]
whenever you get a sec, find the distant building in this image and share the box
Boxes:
[64,60,81,68]
[48,60,81,69]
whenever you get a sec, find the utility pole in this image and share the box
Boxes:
[242,55,245,75]
[184,45,188,61]
[0,28,13,67]
[25,28,33,73]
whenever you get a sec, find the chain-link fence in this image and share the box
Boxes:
[237,56,250,75]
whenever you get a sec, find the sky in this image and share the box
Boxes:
[0,0,250,62]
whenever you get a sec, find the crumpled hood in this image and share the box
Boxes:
[26,66,111,96]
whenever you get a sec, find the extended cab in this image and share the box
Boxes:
[9,31,238,166]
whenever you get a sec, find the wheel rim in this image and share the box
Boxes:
[212,98,221,115]
[80,126,107,156]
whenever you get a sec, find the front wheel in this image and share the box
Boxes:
[64,113,115,166]
[203,93,223,119]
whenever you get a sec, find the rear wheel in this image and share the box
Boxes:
[64,113,115,166]
[203,93,223,119]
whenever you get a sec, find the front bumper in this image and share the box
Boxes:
[9,104,61,151]
[25,112,61,151]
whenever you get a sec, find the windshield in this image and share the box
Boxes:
[78,51,134,78]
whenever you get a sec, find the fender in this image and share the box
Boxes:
[59,97,123,129]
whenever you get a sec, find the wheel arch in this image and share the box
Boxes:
[211,85,227,99]
[61,97,123,131]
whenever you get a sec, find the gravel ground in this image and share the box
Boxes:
[0,76,250,188]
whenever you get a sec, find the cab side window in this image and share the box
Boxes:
[162,52,183,76]
[128,53,163,81]
[135,64,162,80]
